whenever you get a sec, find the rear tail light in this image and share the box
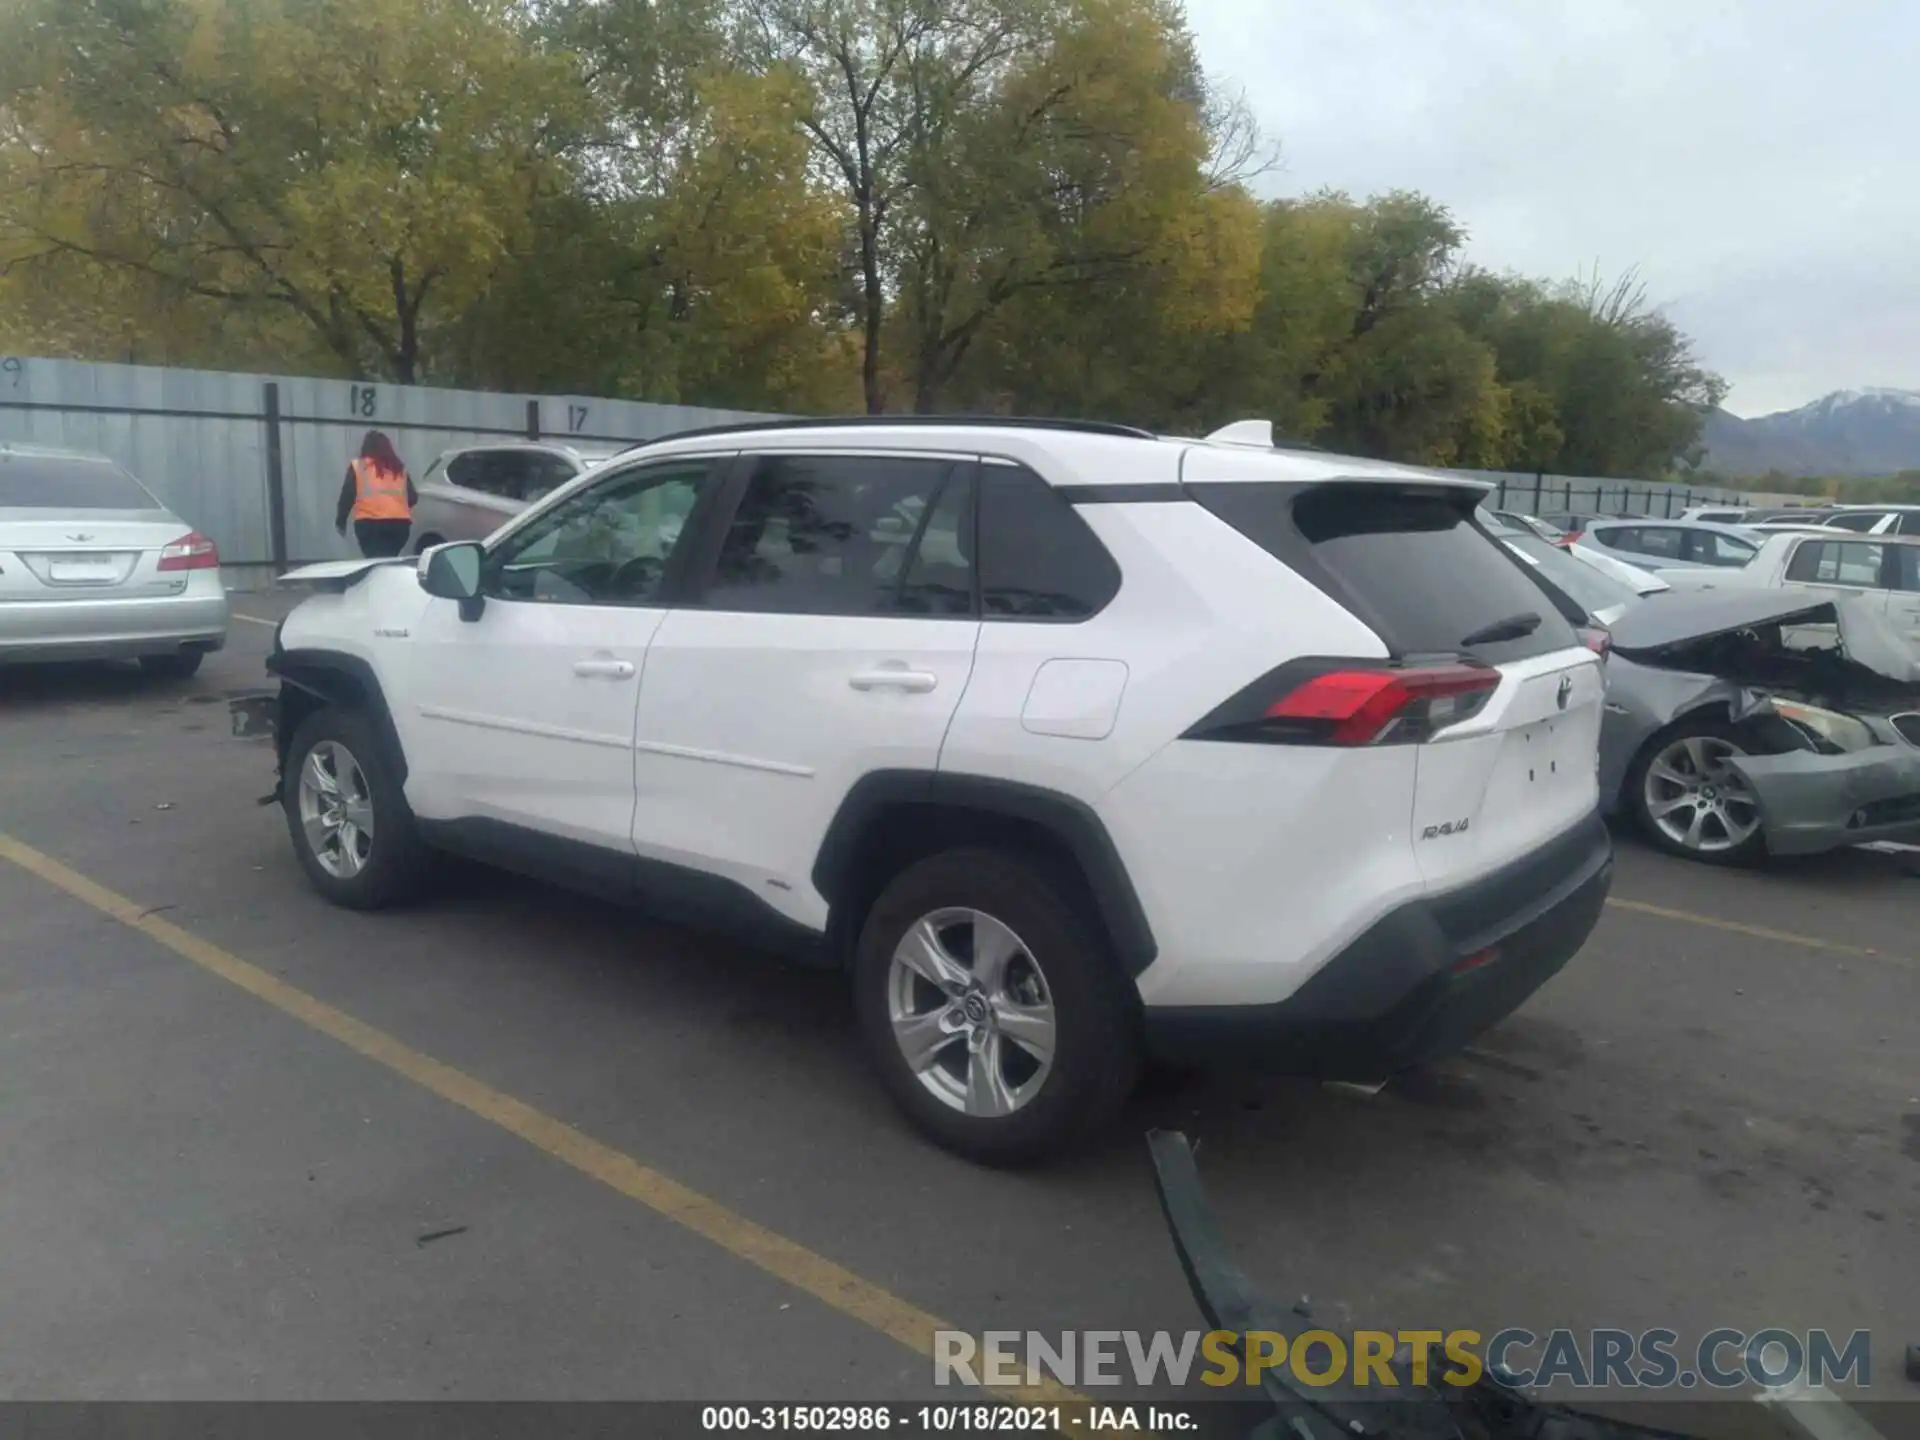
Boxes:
[1577,626,1611,658]
[1186,660,1501,747]
[157,531,219,572]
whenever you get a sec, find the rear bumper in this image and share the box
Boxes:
[1141,809,1613,1080]
[0,588,229,662]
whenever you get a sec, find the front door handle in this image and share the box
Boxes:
[573,658,636,679]
[849,667,938,693]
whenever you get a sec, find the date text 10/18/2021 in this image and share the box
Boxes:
[701,1406,1195,1434]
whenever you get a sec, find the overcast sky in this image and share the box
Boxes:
[1183,0,1917,417]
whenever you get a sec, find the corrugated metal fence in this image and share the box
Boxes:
[0,354,1754,574]
[0,355,771,570]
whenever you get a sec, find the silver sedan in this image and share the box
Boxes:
[0,443,229,678]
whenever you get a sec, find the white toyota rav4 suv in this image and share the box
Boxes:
[257,416,1613,1164]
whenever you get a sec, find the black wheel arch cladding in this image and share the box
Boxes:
[813,770,1158,976]
[270,648,410,785]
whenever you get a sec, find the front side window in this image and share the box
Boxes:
[699,453,965,617]
[484,458,710,606]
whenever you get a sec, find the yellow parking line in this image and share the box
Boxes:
[230,613,279,628]
[0,831,1081,1412]
[1606,896,1888,959]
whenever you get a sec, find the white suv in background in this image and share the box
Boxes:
[255,418,1612,1164]
[408,441,625,552]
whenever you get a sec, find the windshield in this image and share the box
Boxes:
[1503,534,1641,616]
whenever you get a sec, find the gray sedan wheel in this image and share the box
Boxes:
[1632,722,1766,864]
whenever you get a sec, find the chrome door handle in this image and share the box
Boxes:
[573,658,636,679]
[848,668,937,693]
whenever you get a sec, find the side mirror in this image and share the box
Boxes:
[418,541,485,621]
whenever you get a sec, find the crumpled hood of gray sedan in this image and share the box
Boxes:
[1608,588,1920,688]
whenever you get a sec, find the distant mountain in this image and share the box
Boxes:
[1702,388,1920,478]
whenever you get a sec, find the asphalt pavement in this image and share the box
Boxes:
[0,595,1915,1420]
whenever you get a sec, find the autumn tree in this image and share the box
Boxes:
[0,0,581,382]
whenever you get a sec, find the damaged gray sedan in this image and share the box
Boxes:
[1598,588,1920,863]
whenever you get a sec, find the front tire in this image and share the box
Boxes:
[1627,717,1767,865]
[852,847,1139,1166]
[283,707,428,908]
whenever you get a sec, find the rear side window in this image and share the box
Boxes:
[1614,526,1683,558]
[0,455,158,509]
[1892,547,1920,592]
[446,451,520,497]
[523,454,580,502]
[700,453,964,617]
[977,465,1118,620]
[1686,530,1756,567]
[1192,482,1579,665]
[1825,512,1883,533]
[1785,540,1886,587]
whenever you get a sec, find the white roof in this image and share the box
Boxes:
[629,420,1486,491]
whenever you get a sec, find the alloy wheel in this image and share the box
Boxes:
[297,740,376,879]
[1643,734,1760,853]
[886,908,1057,1118]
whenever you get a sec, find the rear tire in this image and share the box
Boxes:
[1627,717,1768,866]
[413,533,446,556]
[852,847,1139,1166]
[283,707,428,908]
[138,651,203,680]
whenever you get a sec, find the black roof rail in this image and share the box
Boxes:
[613,413,1158,456]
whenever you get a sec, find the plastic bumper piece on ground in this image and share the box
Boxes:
[1729,747,1920,856]
[1141,809,1614,1082]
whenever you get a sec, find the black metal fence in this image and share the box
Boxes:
[1482,476,1750,520]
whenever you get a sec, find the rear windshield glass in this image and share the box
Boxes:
[0,455,159,509]
[1193,482,1580,664]
[1504,534,1641,613]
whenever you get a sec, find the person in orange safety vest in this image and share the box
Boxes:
[334,430,416,558]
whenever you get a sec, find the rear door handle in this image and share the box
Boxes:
[573,658,636,679]
[849,668,938,693]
